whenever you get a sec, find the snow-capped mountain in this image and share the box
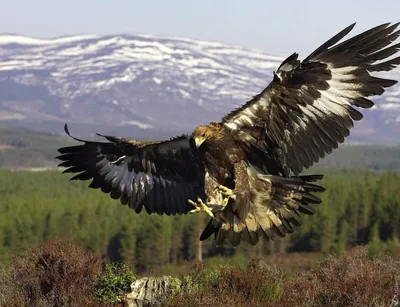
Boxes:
[0,33,399,143]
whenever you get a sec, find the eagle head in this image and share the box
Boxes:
[192,122,224,148]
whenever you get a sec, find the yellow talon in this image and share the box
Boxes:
[222,196,230,207]
[188,197,215,217]
[216,184,233,197]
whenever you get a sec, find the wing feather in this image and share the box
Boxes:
[222,23,400,175]
[57,124,205,215]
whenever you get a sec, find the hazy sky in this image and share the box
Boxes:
[2,0,400,54]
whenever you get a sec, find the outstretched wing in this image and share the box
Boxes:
[222,23,400,175]
[56,124,206,215]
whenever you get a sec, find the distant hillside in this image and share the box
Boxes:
[313,145,400,171]
[0,126,72,168]
[0,126,399,170]
[0,124,186,168]
[0,30,399,143]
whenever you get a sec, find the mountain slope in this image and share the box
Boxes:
[0,32,399,142]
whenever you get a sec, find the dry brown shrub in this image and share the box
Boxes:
[3,241,399,307]
[2,237,108,307]
[166,247,400,307]
[278,246,400,307]
[165,258,284,307]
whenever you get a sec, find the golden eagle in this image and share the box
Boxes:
[57,23,400,247]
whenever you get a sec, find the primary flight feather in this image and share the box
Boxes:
[57,23,400,247]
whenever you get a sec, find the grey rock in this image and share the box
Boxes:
[124,276,181,307]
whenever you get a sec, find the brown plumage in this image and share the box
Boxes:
[57,22,400,247]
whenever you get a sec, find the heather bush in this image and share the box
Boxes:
[166,260,283,307]
[0,265,26,306]
[0,238,104,306]
[1,238,399,307]
[277,247,400,306]
[311,247,399,306]
[166,247,400,307]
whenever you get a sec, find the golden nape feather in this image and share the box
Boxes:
[192,122,225,139]
[57,23,400,247]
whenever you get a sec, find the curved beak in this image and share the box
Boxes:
[194,136,206,148]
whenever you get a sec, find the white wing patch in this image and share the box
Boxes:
[225,121,238,130]
[224,100,261,130]
[110,155,126,164]
[224,62,363,133]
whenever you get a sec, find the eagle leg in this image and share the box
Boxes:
[188,197,215,217]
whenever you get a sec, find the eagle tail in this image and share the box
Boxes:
[200,174,325,247]
[200,217,243,248]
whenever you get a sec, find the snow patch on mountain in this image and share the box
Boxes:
[0,34,99,45]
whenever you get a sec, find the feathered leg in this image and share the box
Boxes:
[231,161,251,221]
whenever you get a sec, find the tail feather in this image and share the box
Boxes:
[226,226,242,247]
[242,226,259,246]
[214,227,228,247]
[200,219,219,241]
[258,226,276,241]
